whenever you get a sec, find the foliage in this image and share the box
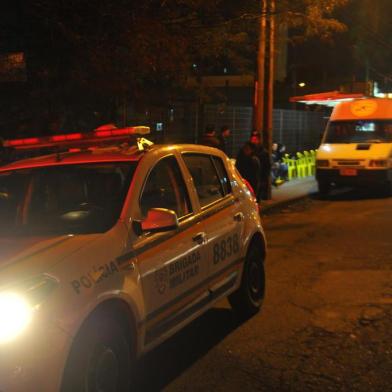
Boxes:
[0,0,349,131]
[19,0,349,93]
[349,0,392,84]
[280,0,348,39]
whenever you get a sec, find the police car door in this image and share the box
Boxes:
[182,154,244,297]
[134,155,208,346]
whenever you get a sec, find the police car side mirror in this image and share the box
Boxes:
[139,208,179,234]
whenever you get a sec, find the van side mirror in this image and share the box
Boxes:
[140,208,179,233]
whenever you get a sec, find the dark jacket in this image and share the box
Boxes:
[254,144,271,181]
[235,148,261,195]
[218,134,228,155]
[272,146,284,163]
[200,134,221,149]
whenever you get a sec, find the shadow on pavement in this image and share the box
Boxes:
[311,187,391,202]
[132,307,242,391]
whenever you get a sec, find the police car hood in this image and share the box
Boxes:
[317,143,392,160]
[0,234,99,276]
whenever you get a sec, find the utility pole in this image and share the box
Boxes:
[255,0,275,199]
[254,0,267,134]
[264,0,275,199]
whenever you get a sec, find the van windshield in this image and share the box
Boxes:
[0,162,136,237]
[324,120,392,143]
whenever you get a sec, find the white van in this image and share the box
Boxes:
[316,98,392,195]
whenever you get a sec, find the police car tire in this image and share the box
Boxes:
[228,243,265,319]
[61,317,131,392]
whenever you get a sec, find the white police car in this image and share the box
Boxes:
[0,127,266,391]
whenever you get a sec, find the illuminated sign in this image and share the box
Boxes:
[350,100,378,117]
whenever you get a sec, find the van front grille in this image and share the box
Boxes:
[337,161,360,166]
[332,159,365,168]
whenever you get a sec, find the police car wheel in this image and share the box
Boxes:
[61,317,131,392]
[228,243,265,319]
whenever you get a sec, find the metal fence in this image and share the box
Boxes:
[203,104,328,157]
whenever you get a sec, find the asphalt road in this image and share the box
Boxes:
[133,189,392,392]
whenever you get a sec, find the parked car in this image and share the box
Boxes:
[0,129,266,391]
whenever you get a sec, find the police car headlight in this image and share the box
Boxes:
[0,292,32,343]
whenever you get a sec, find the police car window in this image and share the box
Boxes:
[140,156,191,219]
[0,163,136,236]
[212,156,231,195]
[182,154,225,207]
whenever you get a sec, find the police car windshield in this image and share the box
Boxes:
[0,162,136,236]
[324,120,392,143]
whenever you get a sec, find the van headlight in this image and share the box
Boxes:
[369,160,388,167]
[0,292,32,343]
[316,159,330,168]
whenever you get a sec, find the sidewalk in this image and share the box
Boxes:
[259,177,318,212]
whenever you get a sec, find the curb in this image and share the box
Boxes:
[259,190,318,214]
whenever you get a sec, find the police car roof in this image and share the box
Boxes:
[0,148,144,172]
[0,143,226,172]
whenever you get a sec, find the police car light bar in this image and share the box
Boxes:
[4,126,150,149]
[94,126,150,138]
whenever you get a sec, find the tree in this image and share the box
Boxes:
[19,0,349,91]
[0,0,260,130]
[254,0,348,198]
[278,0,348,38]
[0,0,349,134]
[349,0,392,87]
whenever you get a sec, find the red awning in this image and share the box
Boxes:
[290,91,365,107]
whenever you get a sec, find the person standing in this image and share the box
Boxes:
[218,125,231,155]
[250,131,271,200]
[200,125,221,149]
[235,141,261,198]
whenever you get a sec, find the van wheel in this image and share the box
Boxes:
[229,242,265,320]
[61,317,131,392]
[318,180,330,196]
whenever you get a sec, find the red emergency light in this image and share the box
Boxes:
[51,133,83,142]
[8,138,40,146]
[95,126,149,137]
[95,130,112,137]
[4,126,150,150]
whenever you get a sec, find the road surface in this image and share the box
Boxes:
[134,189,392,392]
